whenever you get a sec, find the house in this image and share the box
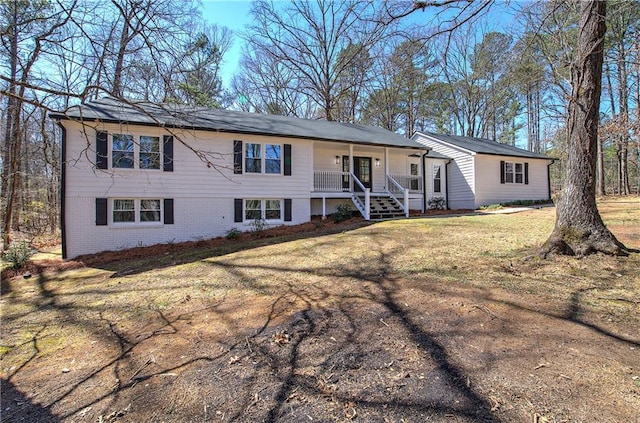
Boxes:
[51,97,449,259]
[411,131,555,210]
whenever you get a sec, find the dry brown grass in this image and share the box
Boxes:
[1,197,638,422]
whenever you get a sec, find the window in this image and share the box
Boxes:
[140,199,161,222]
[410,163,419,191]
[265,200,281,219]
[244,143,281,174]
[113,199,135,222]
[110,134,167,170]
[503,161,524,184]
[245,143,261,173]
[244,199,281,221]
[139,136,160,169]
[515,163,523,183]
[265,144,281,174]
[433,165,442,193]
[234,141,290,175]
[112,134,134,168]
[245,199,262,220]
[112,199,162,224]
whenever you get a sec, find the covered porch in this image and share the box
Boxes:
[311,142,428,220]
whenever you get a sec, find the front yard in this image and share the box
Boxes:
[1,198,639,422]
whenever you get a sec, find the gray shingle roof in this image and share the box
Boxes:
[50,97,424,149]
[416,131,552,160]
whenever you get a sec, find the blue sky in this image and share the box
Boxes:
[201,0,519,89]
[201,0,254,88]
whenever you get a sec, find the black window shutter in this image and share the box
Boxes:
[96,131,108,169]
[163,135,174,172]
[284,199,292,222]
[234,199,243,222]
[96,198,108,225]
[500,160,505,184]
[524,162,529,185]
[284,144,292,176]
[233,140,243,174]
[164,199,174,224]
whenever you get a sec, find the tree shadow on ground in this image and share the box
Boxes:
[1,378,60,423]
[78,219,373,278]
[3,212,638,422]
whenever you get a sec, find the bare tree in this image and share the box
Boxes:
[231,42,314,117]
[1,0,74,248]
[245,0,389,121]
[541,0,628,257]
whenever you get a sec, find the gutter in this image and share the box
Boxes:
[55,120,67,259]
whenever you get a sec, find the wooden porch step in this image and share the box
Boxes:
[369,196,405,219]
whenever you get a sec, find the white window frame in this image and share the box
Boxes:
[111,198,163,226]
[432,164,442,193]
[244,142,282,175]
[111,134,162,171]
[244,199,282,222]
[504,161,524,184]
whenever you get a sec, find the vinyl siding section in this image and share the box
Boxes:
[63,121,311,258]
[424,158,449,201]
[474,155,550,206]
[412,133,476,210]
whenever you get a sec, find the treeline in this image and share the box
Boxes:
[1,0,638,247]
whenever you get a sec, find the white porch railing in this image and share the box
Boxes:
[386,175,410,217]
[314,171,422,194]
[314,171,350,192]
[389,174,422,193]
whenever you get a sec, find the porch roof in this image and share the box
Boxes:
[51,97,425,149]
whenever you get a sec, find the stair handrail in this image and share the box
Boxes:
[386,175,410,217]
[351,173,370,220]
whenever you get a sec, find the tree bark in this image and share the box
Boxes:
[540,0,628,258]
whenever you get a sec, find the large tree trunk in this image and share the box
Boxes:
[2,1,20,249]
[541,0,628,258]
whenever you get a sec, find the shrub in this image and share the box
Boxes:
[3,241,33,269]
[226,228,242,240]
[332,203,353,223]
[427,196,446,210]
[250,218,268,235]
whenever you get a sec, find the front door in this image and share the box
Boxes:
[343,156,372,191]
[353,157,372,191]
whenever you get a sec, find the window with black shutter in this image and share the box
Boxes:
[96,198,108,225]
[163,135,174,172]
[96,131,108,169]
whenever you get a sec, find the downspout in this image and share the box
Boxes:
[421,149,430,213]
[445,159,453,210]
[56,121,67,259]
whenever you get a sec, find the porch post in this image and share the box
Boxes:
[404,188,410,217]
[384,148,390,188]
[349,144,354,192]
[322,195,326,220]
[365,188,370,220]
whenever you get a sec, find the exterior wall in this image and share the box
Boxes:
[63,121,312,258]
[424,158,448,206]
[474,155,550,206]
[413,133,476,210]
